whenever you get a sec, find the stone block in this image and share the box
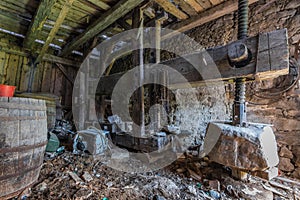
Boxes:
[292,167,300,179]
[279,146,293,159]
[203,122,279,171]
[274,118,300,131]
[276,131,300,146]
[286,0,300,9]
[278,157,294,172]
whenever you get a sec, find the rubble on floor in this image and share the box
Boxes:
[13,150,298,200]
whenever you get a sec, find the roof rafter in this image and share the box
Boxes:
[23,0,57,49]
[167,0,259,35]
[60,0,144,56]
[36,0,75,64]
[154,0,188,20]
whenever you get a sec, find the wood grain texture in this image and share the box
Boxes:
[95,29,289,94]
[0,97,47,199]
[166,0,259,36]
[23,0,57,49]
[155,0,189,19]
[36,0,75,64]
[173,0,198,16]
[60,0,144,56]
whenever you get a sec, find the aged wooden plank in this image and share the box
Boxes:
[60,0,144,56]
[256,31,271,74]
[1,53,10,84]
[55,63,74,85]
[1,0,36,14]
[183,0,204,12]
[15,55,23,90]
[95,29,289,94]
[23,0,57,49]
[268,28,289,72]
[0,14,28,35]
[6,54,19,86]
[72,0,99,14]
[64,66,74,107]
[0,44,80,67]
[166,0,259,37]
[0,1,33,18]
[173,0,198,16]
[19,56,31,91]
[155,0,189,19]
[209,0,222,5]
[36,0,75,64]
[42,54,80,67]
[53,67,63,96]
[0,52,7,84]
[50,65,56,93]
[41,62,53,92]
[195,0,212,9]
[86,0,110,10]
[32,62,44,92]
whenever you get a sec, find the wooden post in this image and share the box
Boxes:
[139,8,145,136]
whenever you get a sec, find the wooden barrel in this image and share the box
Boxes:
[15,93,60,129]
[0,97,48,199]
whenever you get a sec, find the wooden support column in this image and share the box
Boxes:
[131,7,145,136]
[23,0,57,49]
[36,0,75,64]
[154,0,188,20]
[139,8,145,136]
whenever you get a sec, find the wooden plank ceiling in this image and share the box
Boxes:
[0,0,258,65]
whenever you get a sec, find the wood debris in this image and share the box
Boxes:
[20,151,300,200]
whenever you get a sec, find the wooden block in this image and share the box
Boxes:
[250,167,279,180]
[81,171,93,182]
[68,171,83,184]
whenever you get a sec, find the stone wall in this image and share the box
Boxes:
[167,0,300,178]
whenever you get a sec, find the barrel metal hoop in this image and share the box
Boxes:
[0,163,42,181]
[0,102,46,111]
[0,116,47,121]
[0,182,35,199]
[0,141,47,154]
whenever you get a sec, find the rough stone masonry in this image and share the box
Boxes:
[164,0,300,178]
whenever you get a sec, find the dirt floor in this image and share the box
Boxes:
[13,150,298,200]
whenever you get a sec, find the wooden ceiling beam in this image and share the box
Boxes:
[36,0,75,64]
[209,0,222,6]
[166,0,259,36]
[86,0,111,10]
[195,0,212,9]
[183,0,204,12]
[154,0,188,20]
[173,0,198,16]
[60,0,144,56]
[23,0,57,49]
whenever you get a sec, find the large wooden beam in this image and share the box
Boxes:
[95,29,289,95]
[0,39,81,67]
[87,0,111,10]
[60,0,144,56]
[23,0,57,49]
[166,0,259,35]
[155,0,189,20]
[42,54,80,67]
[36,0,75,64]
